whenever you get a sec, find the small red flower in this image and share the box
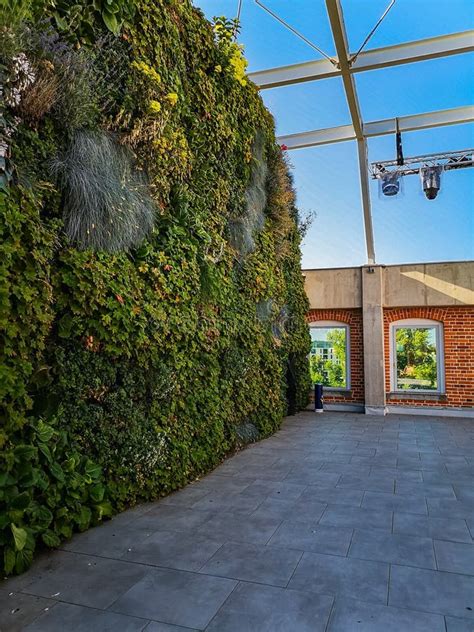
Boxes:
[164,264,172,271]
[115,294,124,304]
[280,144,288,151]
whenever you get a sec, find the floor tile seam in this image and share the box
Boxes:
[24,548,263,593]
[387,582,474,620]
[27,597,154,628]
[344,528,356,559]
[387,563,391,606]
[346,548,437,571]
[5,595,62,629]
[282,549,304,589]
[13,588,124,614]
[193,569,293,590]
[340,594,462,623]
[323,595,337,632]
[264,539,352,559]
[390,561,474,580]
[393,530,473,545]
[201,579,242,631]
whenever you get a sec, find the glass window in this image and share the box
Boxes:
[309,324,349,389]
[391,321,443,392]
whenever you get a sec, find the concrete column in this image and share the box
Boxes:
[362,265,386,415]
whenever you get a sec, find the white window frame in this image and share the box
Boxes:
[308,320,351,391]
[389,318,445,394]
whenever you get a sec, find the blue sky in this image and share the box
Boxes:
[193,1,474,268]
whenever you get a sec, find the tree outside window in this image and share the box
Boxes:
[309,326,348,388]
[395,326,438,390]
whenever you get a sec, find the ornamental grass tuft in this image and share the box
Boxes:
[51,130,155,252]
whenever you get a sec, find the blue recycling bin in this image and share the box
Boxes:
[314,383,324,413]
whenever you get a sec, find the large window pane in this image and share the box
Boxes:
[310,326,348,388]
[395,326,438,391]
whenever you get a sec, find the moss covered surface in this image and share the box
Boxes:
[0,1,310,574]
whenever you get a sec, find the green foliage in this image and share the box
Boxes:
[0,1,134,44]
[309,329,347,388]
[1,415,109,575]
[1,0,310,575]
[395,327,438,389]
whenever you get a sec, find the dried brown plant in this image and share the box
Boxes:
[16,61,59,125]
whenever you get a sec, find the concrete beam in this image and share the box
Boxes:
[249,30,474,89]
[362,266,386,415]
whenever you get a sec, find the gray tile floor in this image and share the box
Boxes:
[2,411,474,631]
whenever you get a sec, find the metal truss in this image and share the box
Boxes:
[370,149,474,178]
[248,0,474,264]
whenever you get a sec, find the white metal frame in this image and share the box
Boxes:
[389,318,445,394]
[248,1,474,265]
[308,320,351,390]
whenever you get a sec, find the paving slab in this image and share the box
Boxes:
[206,582,333,632]
[362,490,428,515]
[320,504,392,531]
[267,520,353,556]
[327,598,445,632]
[434,540,474,575]
[15,551,147,610]
[348,529,436,569]
[427,498,474,520]
[110,568,236,630]
[199,541,302,586]
[122,530,225,572]
[288,551,389,605]
[0,590,54,632]
[22,602,148,631]
[389,564,474,619]
[298,485,364,507]
[2,411,473,631]
[445,616,474,631]
[196,510,281,544]
[393,512,473,543]
[61,522,154,559]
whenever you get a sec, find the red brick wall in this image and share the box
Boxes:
[307,308,364,405]
[384,306,474,409]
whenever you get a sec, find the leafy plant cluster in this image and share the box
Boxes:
[0,0,310,575]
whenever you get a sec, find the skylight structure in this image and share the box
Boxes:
[246,1,474,264]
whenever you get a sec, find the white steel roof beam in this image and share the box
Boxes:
[277,106,474,149]
[364,106,474,137]
[248,30,474,90]
[325,0,375,264]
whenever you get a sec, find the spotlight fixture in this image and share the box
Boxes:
[380,171,400,197]
[420,165,442,200]
[370,149,474,201]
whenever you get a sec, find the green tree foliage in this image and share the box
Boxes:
[309,328,346,388]
[395,327,438,389]
[0,0,310,574]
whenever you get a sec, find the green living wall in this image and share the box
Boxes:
[0,0,310,574]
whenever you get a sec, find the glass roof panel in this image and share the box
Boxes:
[291,143,367,269]
[193,1,474,268]
[260,78,351,136]
[342,0,474,52]
[356,53,474,122]
[369,123,474,265]
[193,0,335,71]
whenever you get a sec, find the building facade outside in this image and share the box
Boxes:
[304,261,474,417]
